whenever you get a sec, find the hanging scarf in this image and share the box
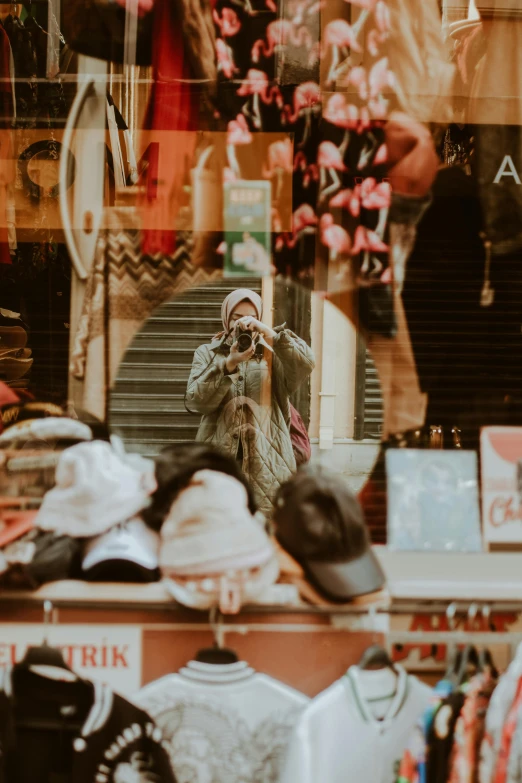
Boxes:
[140,0,196,256]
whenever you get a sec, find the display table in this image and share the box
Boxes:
[0,549,521,695]
[375,548,522,604]
[1,548,521,607]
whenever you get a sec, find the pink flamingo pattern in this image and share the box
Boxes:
[237,69,283,129]
[320,214,352,259]
[263,139,293,177]
[263,138,293,200]
[211,0,398,318]
[216,39,238,79]
[277,204,318,251]
[330,178,391,216]
[252,19,314,63]
[213,8,242,38]
[227,115,253,147]
[282,81,322,146]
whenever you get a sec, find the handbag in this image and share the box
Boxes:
[62,0,154,65]
[289,403,311,467]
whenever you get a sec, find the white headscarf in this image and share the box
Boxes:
[220,289,263,334]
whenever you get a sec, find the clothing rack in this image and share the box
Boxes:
[24,600,522,644]
[7,597,522,699]
[3,583,522,615]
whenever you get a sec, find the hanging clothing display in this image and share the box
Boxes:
[428,690,469,783]
[0,666,177,782]
[280,664,432,783]
[505,698,522,783]
[135,659,309,783]
[489,678,522,783]
[137,0,217,255]
[448,672,497,783]
[2,12,37,129]
[140,0,197,256]
[389,642,522,783]
[398,676,456,783]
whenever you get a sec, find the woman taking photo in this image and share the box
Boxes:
[186,289,315,518]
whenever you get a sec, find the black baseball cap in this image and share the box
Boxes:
[273,466,386,603]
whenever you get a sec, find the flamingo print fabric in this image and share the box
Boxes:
[213,0,397,314]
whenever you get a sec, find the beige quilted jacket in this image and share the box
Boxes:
[186,328,315,518]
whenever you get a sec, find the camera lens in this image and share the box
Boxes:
[237,332,253,353]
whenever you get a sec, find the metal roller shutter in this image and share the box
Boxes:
[354,332,384,441]
[110,279,262,457]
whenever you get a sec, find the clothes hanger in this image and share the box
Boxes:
[357,644,399,715]
[15,601,76,675]
[358,644,398,673]
[13,601,94,732]
[193,607,240,665]
[478,648,498,679]
[455,644,479,686]
[444,648,462,684]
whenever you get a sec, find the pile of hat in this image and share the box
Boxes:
[144,443,387,612]
[0,436,159,589]
[36,439,159,583]
[0,398,95,589]
[0,418,387,608]
[0,310,32,392]
[0,394,158,589]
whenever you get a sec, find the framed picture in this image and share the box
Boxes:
[386,449,483,552]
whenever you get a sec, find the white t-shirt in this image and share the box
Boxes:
[280,665,432,783]
[134,660,309,783]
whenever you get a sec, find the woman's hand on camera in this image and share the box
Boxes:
[226,341,255,373]
[237,316,276,340]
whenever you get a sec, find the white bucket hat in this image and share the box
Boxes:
[36,441,157,537]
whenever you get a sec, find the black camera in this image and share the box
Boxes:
[236,326,254,353]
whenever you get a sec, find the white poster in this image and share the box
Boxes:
[0,624,142,696]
